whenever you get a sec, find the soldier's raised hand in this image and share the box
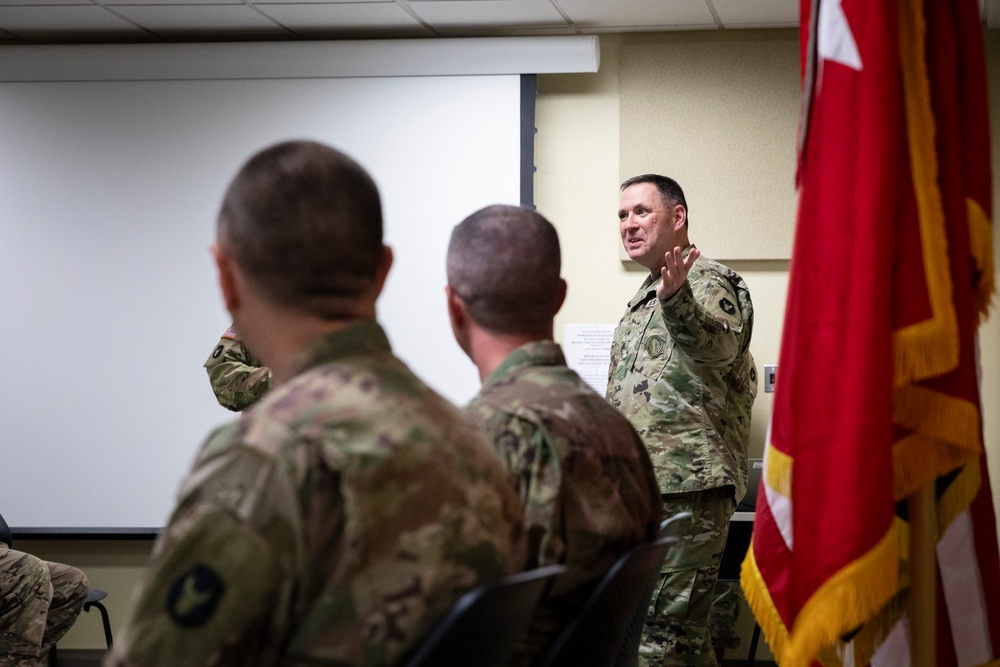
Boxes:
[656,245,700,301]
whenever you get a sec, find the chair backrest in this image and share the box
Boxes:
[658,510,693,539]
[0,511,12,549]
[535,534,678,667]
[401,564,566,667]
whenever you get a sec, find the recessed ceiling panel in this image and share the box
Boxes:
[111,4,292,36]
[711,0,797,27]
[257,2,430,37]
[409,0,566,28]
[554,0,715,28]
[0,5,146,38]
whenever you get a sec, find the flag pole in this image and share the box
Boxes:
[908,482,936,665]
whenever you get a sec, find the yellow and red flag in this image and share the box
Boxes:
[741,0,998,664]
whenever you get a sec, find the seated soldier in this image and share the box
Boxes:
[445,204,662,664]
[106,141,525,667]
[0,530,89,666]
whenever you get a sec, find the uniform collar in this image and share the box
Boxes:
[482,340,565,389]
[288,320,391,377]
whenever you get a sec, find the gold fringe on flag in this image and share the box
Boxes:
[741,548,791,664]
[779,528,900,667]
[893,0,960,387]
[935,457,982,536]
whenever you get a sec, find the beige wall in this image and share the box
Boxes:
[23,29,1000,658]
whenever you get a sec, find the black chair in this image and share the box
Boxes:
[658,511,693,539]
[718,515,761,667]
[0,512,113,665]
[535,531,680,667]
[401,564,566,667]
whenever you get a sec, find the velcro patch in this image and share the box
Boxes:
[167,564,225,628]
[221,325,237,340]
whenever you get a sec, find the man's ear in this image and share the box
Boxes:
[445,285,466,331]
[212,244,240,314]
[445,284,473,355]
[671,203,688,232]
[371,245,394,299]
[553,278,568,315]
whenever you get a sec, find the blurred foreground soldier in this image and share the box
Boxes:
[446,204,662,665]
[107,141,525,667]
[204,324,271,411]
[0,540,89,666]
[608,175,756,667]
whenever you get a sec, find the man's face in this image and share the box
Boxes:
[618,182,681,273]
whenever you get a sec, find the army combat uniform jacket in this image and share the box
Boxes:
[109,321,526,667]
[204,325,271,411]
[607,247,757,502]
[467,340,661,663]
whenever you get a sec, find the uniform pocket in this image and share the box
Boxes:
[631,302,673,382]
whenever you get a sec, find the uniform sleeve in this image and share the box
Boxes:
[487,413,562,570]
[658,268,751,367]
[204,337,272,412]
[106,428,298,667]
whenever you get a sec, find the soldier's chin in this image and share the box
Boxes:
[625,247,645,263]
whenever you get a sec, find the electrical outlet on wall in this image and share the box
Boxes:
[764,365,777,393]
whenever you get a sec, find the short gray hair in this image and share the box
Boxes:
[446,205,562,335]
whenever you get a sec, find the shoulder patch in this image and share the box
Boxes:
[719,298,736,315]
[167,564,226,628]
[221,325,237,340]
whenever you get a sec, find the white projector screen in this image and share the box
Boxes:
[0,58,534,532]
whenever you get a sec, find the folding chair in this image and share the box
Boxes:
[402,564,566,667]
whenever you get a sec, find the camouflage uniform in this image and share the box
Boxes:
[467,340,662,665]
[204,325,271,411]
[607,246,756,667]
[0,544,89,666]
[107,320,526,667]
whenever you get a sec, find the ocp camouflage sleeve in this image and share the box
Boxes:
[204,335,271,412]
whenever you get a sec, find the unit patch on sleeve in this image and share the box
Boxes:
[167,564,226,628]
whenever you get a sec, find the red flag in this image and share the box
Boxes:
[741,0,997,664]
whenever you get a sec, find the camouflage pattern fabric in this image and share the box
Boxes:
[466,340,662,665]
[640,489,734,667]
[606,247,757,502]
[107,320,526,667]
[204,325,271,411]
[607,247,756,666]
[708,581,741,653]
[0,545,89,667]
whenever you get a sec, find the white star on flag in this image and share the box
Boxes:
[818,0,862,71]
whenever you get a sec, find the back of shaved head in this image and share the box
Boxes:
[446,205,562,336]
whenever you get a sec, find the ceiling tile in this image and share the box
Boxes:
[0,0,93,6]
[407,0,567,28]
[255,2,431,36]
[103,0,241,7]
[554,0,715,28]
[711,0,797,27]
[0,5,147,38]
[110,3,292,36]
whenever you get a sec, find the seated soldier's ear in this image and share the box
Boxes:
[212,244,240,314]
[372,245,394,298]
